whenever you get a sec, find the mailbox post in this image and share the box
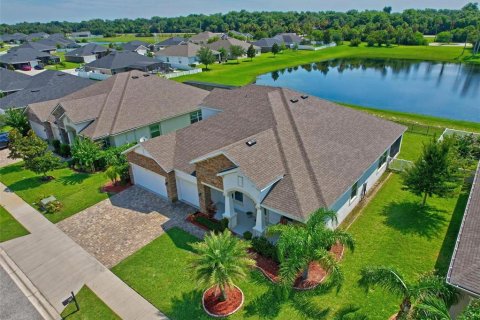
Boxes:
[62,291,79,312]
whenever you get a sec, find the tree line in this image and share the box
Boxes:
[1,3,478,44]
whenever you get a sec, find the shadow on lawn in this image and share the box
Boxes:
[170,290,210,320]
[0,163,24,175]
[381,200,447,239]
[5,176,47,191]
[57,173,90,185]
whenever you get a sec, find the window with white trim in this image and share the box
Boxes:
[233,191,243,203]
[190,110,202,124]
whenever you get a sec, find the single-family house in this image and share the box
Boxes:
[251,38,284,53]
[155,42,219,70]
[71,31,93,38]
[120,41,150,55]
[0,48,60,69]
[205,38,260,59]
[447,162,480,299]
[84,51,168,75]
[0,33,27,44]
[222,31,253,40]
[65,43,109,63]
[273,33,303,47]
[14,41,57,54]
[153,37,187,51]
[125,85,406,236]
[189,31,221,44]
[39,34,79,49]
[0,68,31,96]
[25,32,50,41]
[26,70,209,145]
[0,70,94,114]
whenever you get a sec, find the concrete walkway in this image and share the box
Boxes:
[0,182,167,320]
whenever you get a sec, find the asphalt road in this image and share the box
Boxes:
[0,265,42,320]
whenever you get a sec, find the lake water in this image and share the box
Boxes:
[256,59,480,122]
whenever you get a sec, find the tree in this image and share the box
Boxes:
[4,109,30,136]
[279,42,287,51]
[8,130,47,161]
[71,137,101,172]
[218,47,227,62]
[436,31,453,43]
[359,267,457,318]
[402,138,458,206]
[383,6,392,14]
[267,209,354,286]
[271,43,280,56]
[197,46,216,70]
[105,165,120,184]
[246,44,256,61]
[229,45,245,63]
[191,231,254,301]
[24,151,60,179]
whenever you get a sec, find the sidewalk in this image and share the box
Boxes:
[0,182,167,320]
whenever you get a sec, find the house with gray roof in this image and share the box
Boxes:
[189,31,221,44]
[120,41,150,55]
[26,70,209,144]
[251,38,284,53]
[84,51,167,75]
[14,41,56,53]
[65,43,109,63]
[38,35,79,49]
[447,162,480,298]
[205,38,260,59]
[0,68,31,95]
[273,33,303,46]
[25,32,50,41]
[155,42,219,70]
[0,70,94,114]
[0,33,27,44]
[125,85,406,235]
[0,48,59,69]
[153,37,187,50]
[71,31,92,38]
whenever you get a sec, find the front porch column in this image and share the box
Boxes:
[253,204,265,236]
[222,192,237,228]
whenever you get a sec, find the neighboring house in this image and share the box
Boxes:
[447,162,480,298]
[39,34,79,49]
[0,33,27,44]
[65,43,109,63]
[251,38,284,53]
[273,33,303,46]
[189,31,221,44]
[205,38,260,58]
[121,41,150,55]
[0,70,94,114]
[25,32,50,41]
[0,48,60,69]
[125,85,406,236]
[71,31,93,38]
[84,51,168,75]
[223,31,253,40]
[153,37,187,51]
[14,41,57,53]
[26,70,209,145]
[0,68,31,95]
[155,42,219,70]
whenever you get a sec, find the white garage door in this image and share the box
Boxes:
[131,164,167,197]
[176,177,199,207]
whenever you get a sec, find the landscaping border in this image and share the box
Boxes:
[201,285,244,318]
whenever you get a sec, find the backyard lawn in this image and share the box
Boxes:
[398,132,433,161]
[112,172,469,319]
[45,51,83,71]
[0,205,29,242]
[61,286,120,320]
[0,162,109,223]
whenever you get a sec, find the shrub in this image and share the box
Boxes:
[195,216,222,232]
[59,144,71,157]
[251,236,279,262]
[243,231,253,240]
[220,218,229,232]
[350,38,361,47]
[44,200,62,213]
[52,140,61,153]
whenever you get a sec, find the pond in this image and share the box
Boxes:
[255,59,480,122]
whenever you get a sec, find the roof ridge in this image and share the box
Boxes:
[109,72,132,135]
[278,88,327,209]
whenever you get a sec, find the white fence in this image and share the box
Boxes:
[78,71,111,81]
[162,68,202,79]
[298,43,337,51]
[388,158,414,172]
[439,128,480,141]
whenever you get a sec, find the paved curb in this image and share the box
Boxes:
[0,248,61,320]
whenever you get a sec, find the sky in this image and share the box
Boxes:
[0,0,472,24]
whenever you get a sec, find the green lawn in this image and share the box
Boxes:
[61,286,120,320]
[87,34,170,44]
[0,205,29,242]
[0,162,109,223]
[113,173,468,319]
[398,132,433,161]
[176,44,478,86]
[45,51,83,71]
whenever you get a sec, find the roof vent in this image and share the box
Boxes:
[246,139,257,147]
[301,95,309,99]
[131,75,139,79]
[290,98,299,103]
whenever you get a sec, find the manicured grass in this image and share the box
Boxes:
[0,205,29,242]
[0,162,109,223]
[88,34,170,44]
[176,44,477,86]
[398,132,433,161]
[45,51,83,70]
[61,286,120,320]
[113,172,468,319]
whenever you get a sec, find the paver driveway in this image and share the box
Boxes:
[58,186,204,268]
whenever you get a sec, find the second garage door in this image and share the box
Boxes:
[176,176,199,207]
[131,164,168,197]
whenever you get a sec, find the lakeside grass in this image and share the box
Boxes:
[176,44,478,86]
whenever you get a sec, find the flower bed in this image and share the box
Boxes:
[251,242,345,290]
[101,182,131,194]
[202,285,244,317]
[186,212,224,232]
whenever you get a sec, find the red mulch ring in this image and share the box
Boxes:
[101,182,131,194]
[251,243,345,290]
[203,286,243,317]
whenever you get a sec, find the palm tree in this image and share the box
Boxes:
[359,267,457,319]
[191,231,255,301]
[267,208,355,286]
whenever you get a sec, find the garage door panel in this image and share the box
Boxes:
[131,164,167,197]
[177,177,199,207]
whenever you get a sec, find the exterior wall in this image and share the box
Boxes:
[265,208,282,226]
[136,48,148,56]
[83,55,97,63]
[156,55,197,70]
[201,107,222,120]
[111,126,150,147]
[161,113,191,135]
[29,121,48,140]
[222,170,261,204]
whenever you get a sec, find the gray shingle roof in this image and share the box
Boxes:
[206,38,259,51]
[155,37,187,47]
[0,33,27,42]
[139,85,406,220]
[0,70,94,110]
[13,41,56,52]
[155,42,218,58]
[84,51,159,71]
[25,32,49,41]
[447,162,480,297]
[189,32,221,43]
[65,43,108,58]
[121,41,149,52]
[0,68,31,93]
[0,48,53,65]
[252,38,283,48]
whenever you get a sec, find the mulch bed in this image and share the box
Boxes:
[251,242,345,290]
[203,285,243,317]
[101,182,132,194]
[186,212,218,231]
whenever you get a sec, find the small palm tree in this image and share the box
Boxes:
[359,267,457,318]
[267,208,355,286]
[191,231,255,301]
